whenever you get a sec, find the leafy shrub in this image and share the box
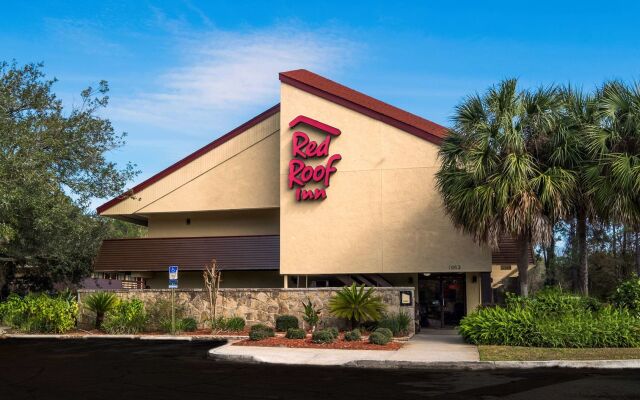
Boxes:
[275,315,299,332]
[225,317,246,331]
[249,324,275,339]
[611,276,640,317]
[377,311,411,336]
[249,329,270,341]
[329,284,385,328]
[459,305,536,346]
[0,293,77,333]
[505,289,601,316]
[181,317,198,332]
[460,290,640,348]
[103,299,147,334]
[344,329,361,341]
[249,324,275,341]
[146,298,186,333]
[327,327,339,339]
[212,316,246,332]
[249,323,269,332]
[369,331,390,345]
[302,298,321,331]
[285,328,306,339]
[84,292,119,330]
[374,327,393,340]
[311,329,335,344]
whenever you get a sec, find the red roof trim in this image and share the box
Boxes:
[96,104,281,214]
[279,70,447,145]
[289,115,341,136]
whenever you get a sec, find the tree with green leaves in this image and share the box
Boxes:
[547,87,600,294]
[436,79,574,296]
[0,61,139,296]
[589,81,640,275]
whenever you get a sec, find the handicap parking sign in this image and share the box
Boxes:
[168,265,178,280]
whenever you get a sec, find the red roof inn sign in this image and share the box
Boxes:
[287,115,342,201]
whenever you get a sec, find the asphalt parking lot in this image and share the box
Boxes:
[1,338,639,400]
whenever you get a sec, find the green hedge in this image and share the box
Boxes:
[103,299,147,334]
[0,293,77,333]
[460,289,640,348]
[285,328,306,339]
[311,329,335,344]
[275,315,299,332]
[369,331,390,345]
[249,324,275,341]
[344,329,361,341]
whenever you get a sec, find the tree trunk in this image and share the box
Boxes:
[544,239,556,286]
[635,229,640,276]
[576,209,589,296]
[516,237,530,297]
[612,224,617,257]
[568,219,578,292]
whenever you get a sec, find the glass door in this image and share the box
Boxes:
[418,274,466,328]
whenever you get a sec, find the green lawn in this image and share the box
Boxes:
[478,345,640,361]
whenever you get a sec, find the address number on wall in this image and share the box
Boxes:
[448,265,462,271]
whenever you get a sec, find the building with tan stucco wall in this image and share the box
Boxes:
[94,70,532,328]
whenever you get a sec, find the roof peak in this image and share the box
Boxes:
[279,69,447,144]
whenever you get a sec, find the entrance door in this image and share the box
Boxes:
[418,273,466,328]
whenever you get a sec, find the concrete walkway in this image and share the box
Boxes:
[209,330,480,367]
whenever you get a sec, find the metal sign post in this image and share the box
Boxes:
[168,266,179,334]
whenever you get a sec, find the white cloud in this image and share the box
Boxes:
[109,27,357,135]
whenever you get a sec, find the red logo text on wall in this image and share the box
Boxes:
[288,115,342,201]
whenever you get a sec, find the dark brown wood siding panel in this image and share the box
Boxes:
[492,237,535,265]
[94,235,279,272]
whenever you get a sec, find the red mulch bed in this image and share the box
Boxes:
[233,334,403,351]
[65,328,249,337]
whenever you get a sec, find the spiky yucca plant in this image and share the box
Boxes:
[84,292,119,330]
[329,284,385,328]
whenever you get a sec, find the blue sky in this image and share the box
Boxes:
[2,1,640,208]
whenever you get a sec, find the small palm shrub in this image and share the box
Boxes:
[369,331,390,345]
[329,284,385,328]
[311,329,335,344]
[285,328,306,339]
[302,298,321,331]
[0,293,77,333]
[377,311,411,336]
[84,292,119,330]
[611,276,640,317]
[249,324,275,341]
[344,329,361,341]
[103,299,147,334]
[275,315,299,332]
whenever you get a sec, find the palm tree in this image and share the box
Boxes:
[436,79,574,296]
[329,284,385,328]
[548,87,599,294]
[589,81,640,274]
[84,291,119,330]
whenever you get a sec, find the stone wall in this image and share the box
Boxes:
[77,287,415,334]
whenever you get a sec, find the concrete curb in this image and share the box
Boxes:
[344,359,640,370]
[207,346,640,370]
[1,333,226,341]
